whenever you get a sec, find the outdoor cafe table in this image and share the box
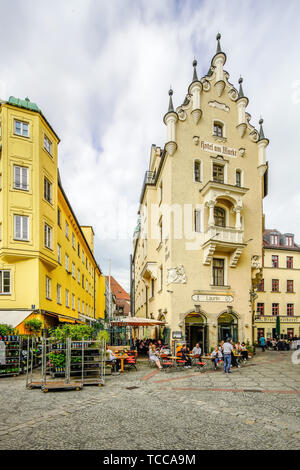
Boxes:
[114,354,129,372]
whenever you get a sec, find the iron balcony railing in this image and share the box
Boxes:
[140,170,156,202]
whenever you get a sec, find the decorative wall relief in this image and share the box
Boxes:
[208,100,230,112]
[167,265,187,284]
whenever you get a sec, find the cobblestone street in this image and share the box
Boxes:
[0,350,299,450]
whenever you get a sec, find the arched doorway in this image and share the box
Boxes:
[218,312,238,342]
[185,313,208,353]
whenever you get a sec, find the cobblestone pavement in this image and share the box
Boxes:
[0,350,299,450]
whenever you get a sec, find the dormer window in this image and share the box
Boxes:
[285,235,293,247]
[213,122,223,137]
[270,234,279,245]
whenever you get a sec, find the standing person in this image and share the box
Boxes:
[211,346,222,370]
[223,338,233,373]
[259,334,266,352]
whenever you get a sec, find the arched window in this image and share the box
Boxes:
[213,122,223,137]
[194,160,201,182]
[214,206,226,227]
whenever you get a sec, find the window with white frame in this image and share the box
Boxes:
[212,258,225,286]
[65,221,69,239]
[65,289,69,307]
[72,293,75,310]
[65,253,69,272]
[14,215,29,241]
[46,276,51,300]
[213,163,224,183]
[44,135,52,155]
[57,208,61,227]
[44,223,52,249]
[72,233,75,249]
[236,170,242,187]
[72,262,75,278]
[213,121,224,137]
[0,270,11,294]
[57,284,61,304]
[194,160,201,182]
[159,181,163,204]
[82,300,84,313]
[270,234,279,245]
[78,298,80,313]
[57,244,61,264]
[14,119,29,137]
[78,268,80,284]
[194,210,201,232]
[44,177,52,203]
[14,165,29,190]
[159,266,163,291]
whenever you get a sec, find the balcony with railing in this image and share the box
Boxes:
[202,225,245,267]
[139,170,156,203]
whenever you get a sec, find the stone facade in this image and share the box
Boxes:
[132,35,268,352]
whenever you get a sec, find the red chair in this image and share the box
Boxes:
[125,354,137,371]
[161,359,175,372]
[195,361,207,372]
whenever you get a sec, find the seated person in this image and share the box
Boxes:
[179,344,192,368]
[192,343,202,359]
[148,343,163,370]
[211,346,222,370]
[240,342,248,360]
[106,345,121,372]
[231,344,239,368]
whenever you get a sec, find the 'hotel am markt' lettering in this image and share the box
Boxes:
[200,139,237,157]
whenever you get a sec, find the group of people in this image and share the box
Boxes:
[211,339,249,373]
[147,338,249,373]
[259,335,292,352]
[134,338,167,356]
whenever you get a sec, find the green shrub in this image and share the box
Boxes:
[49,324,94,341]
[24,318,43,334]
[0,324,15,337]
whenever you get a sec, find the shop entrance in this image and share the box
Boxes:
[218,312,238,343]
[185,313,208,354]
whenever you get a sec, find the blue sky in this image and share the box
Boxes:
[1,0,300,290]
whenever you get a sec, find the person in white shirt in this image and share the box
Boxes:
[192,343,202,357]
[223,339,233,373]
[211,346,222,370]
[106,345,121,372]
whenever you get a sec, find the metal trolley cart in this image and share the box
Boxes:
[79,338,106,387]
[41,337,82,393]
[25,336,43,389]
[0,336,21,377]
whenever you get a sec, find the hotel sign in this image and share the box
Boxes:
[256,316,300,323]
[192,294,233,303]
[200,140,237,158]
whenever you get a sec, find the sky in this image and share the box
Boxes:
[1,0,300,291]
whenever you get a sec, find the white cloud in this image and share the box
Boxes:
[1,0,300,291]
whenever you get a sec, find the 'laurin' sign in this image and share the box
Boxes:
[200,140,237,157]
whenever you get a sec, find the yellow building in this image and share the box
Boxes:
[0,96,105,333]
[254,229,300,340]
[132,34,268,351]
